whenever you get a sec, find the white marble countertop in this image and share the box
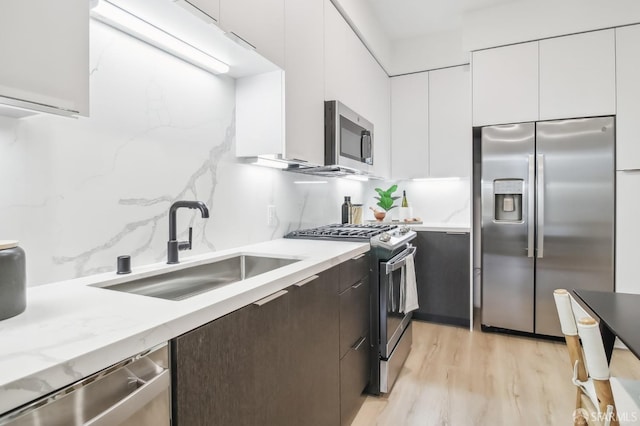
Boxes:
[406,223,471,233]
[364,220,470,233]
[0,239,369,415]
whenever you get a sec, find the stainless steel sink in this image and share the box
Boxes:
[97,255,300,301]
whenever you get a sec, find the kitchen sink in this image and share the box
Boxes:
[96,255,300,301]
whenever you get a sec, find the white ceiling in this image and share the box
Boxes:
[367,0,520,40]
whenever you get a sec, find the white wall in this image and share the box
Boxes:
[463,0,640,51]
[0,20,365,286]
[389,29,469,76]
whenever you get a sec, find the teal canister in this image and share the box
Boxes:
[0,240,26,320]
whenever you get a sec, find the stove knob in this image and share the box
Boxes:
[379,232,391,243]
[399,226,410,235]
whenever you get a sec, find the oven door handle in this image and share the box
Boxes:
[383,245,416,274]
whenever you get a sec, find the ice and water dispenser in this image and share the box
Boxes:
[493,179,523,222]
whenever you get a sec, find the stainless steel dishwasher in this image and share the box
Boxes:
[0,343,171,426]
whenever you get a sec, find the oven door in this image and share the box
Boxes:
[379,244,416,359]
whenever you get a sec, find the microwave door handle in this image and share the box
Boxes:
[361,131,372,164]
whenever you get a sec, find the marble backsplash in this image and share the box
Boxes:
[0,21,367,286]
[367,178,471,225]
[0,20,469,286]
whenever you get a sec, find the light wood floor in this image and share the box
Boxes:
[352,321,640,425]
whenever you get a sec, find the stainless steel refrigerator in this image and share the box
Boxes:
[481,117,614,337]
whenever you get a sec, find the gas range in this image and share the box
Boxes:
[284,223,395,242]
[284,223,416,251]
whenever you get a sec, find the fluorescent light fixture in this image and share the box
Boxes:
[91,0,229,75]
[294,180,328,185]
[344,175,369,182]
[412,177,462,182]
[252,157,289,169]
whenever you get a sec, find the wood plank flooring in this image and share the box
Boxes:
[352,321,640,425]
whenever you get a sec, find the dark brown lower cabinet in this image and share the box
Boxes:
[171,267,339,426]
[413,231,470,327]
[339,335,369,425]
[338,276,370,425]
[289,267,340,425]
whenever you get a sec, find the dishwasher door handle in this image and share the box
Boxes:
[85,369,170,426]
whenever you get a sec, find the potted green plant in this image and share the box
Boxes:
[370,185,399,221]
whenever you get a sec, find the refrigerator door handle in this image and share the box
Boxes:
[537,154,545,258]
[527,154,535,258]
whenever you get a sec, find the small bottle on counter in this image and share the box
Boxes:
[399,191,412,222]
[401,190,409,208]
[341,196,352,224]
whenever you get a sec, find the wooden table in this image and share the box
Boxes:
[573,289,640,363]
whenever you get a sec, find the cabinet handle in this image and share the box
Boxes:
[445,232,467,235]
[351,281,364,290]
[294,275,319,288]
[620,169,640,173]
[352,336,367,351]
[351,253,366,260]
[225,32,256,50]
[253,290,288,307]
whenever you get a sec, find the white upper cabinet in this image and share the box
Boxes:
[539,29,616,121]
[235,70,284,157]
[391,65,471,180]
[390,73,429,180]
[429,65,471,178]
[180,0,219,23]
[219,0,285,68]
[284,0,324,165]
[616,24,640,171]
[0,0,89,116]
[472,42,538,126]
[324,1,390,177]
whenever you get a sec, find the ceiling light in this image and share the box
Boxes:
[344,175,369,182]
[91,0,229,75]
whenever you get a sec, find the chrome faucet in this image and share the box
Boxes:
[167,200,210,264]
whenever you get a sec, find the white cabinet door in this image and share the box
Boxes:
[182,0,219,23]
[324,1,390,177]
[539,29,615,120]
[472,42,538,126]
[284,0,324,165]
[616,25,640,171]
[235,70,284,157]
[390,73,429,180]
[616,171,640,294]
[219,0,284,68]
[429,65,471,178]
[0,0,88,116]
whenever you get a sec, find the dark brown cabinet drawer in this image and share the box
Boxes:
[339,252,370,293]
[340,335,370,426]
[339,277,370,359]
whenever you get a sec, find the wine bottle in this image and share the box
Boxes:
[341,196,352,224]
[401,190,409,208]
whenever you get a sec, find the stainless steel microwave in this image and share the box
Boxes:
[325,100,373,171]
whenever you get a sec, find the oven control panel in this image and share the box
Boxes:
[371,227,416,250]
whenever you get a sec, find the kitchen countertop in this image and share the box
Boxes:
[0,239,369,415]
[405,223,470,233]
[364,221,470,233]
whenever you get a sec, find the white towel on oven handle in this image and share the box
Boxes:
[401,252,419,313]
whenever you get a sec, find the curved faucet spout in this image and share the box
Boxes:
[167,200,210,264]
